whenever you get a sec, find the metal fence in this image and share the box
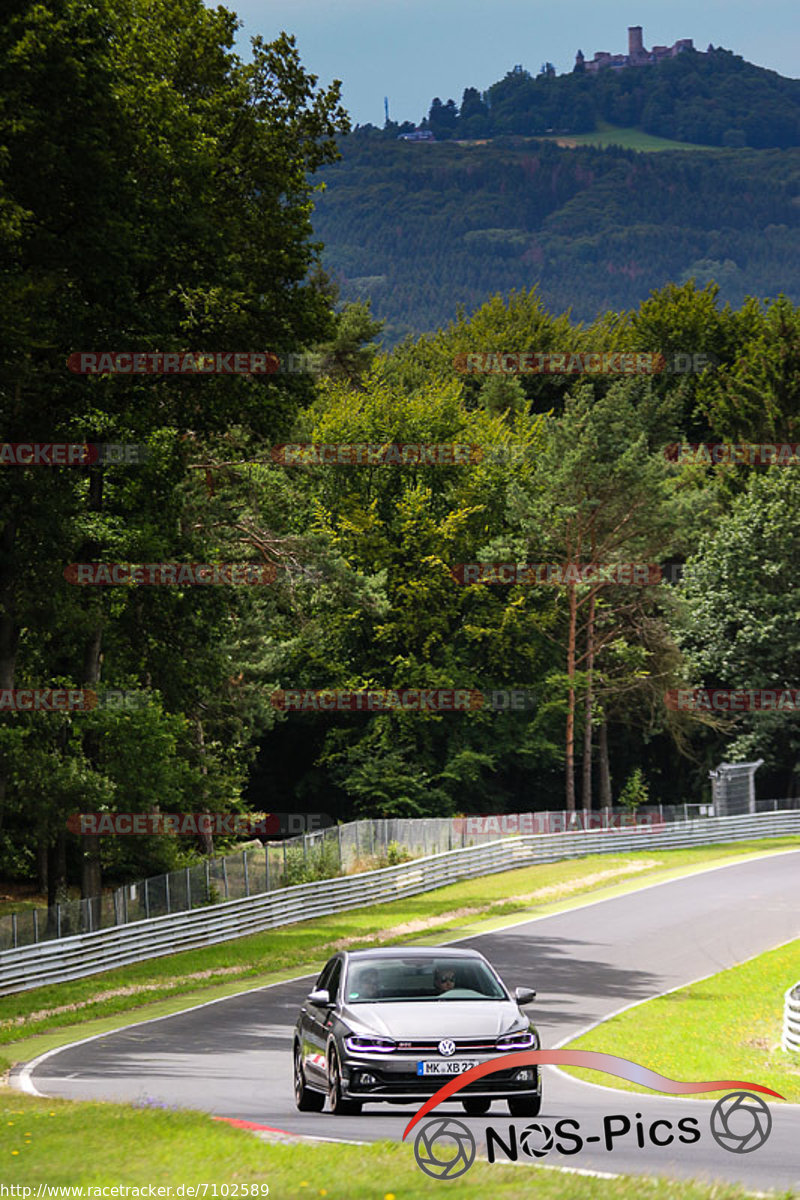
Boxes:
[1,800,798,954]
[783,982,800,1053]
[1,809,799,996]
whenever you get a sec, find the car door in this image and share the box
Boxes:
[304,957,342,1086]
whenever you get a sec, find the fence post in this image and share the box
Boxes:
[302,835,307,865]
[370,822,375,857]
[33,908,39,944]
[186,866,192,909]
[205,860,211,903]
[144,878,150,919]
[243,850,250,897]
[337,824,343,872]
[283,840,287,885]
[222,856,229,899]
[165,873,171,914]
[683,803,688,821]
[123,887,129,924]
[265,845,270,892]
[56,902,61,939]
[87,898,92,934]
[11,912,17,949]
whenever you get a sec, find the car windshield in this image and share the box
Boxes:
[346,957,507,1002]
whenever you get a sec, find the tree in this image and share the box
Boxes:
[0,0,350,895]
[675,468,800,794]
[505,381,682,810]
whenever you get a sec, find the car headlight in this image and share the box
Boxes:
[496,1029,538,1051]
[344,1035,397,1053]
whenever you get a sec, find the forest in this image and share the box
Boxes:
[312,136,800,347]
[1,0,799,905]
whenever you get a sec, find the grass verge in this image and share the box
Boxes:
[0,1090,773,1197]
[562,938,800,1102]
[2,837,799,1076]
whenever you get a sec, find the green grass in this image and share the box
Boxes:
[0,1091,774,1196]
[0,896,47,918]
[563,937,800,1102]
[2,837,799,1076]
[541,120,720,152]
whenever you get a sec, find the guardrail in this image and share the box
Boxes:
[782,982,800,1053]
[4,799,798,953]
[1,810,799,996]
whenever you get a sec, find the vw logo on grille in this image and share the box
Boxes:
[438,1039,456,1056]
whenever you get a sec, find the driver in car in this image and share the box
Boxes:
[433,966,457,994]
[358,967,381,999]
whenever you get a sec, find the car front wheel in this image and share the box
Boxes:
[294,1044,325,1112]
[327,1048,362,1116]
[508,1094,542,1117]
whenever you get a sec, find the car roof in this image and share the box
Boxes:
[342,947,485,961]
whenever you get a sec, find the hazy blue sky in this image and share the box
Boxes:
[226,0,799,128]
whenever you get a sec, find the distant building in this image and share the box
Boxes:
[578,25,696,73]
[398,129,435,142]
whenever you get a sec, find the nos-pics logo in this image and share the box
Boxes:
[403,1051,782,1181]
[413,1093,773,1180]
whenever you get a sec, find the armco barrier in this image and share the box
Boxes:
[1,810,799,996]
[783,982,800,1053]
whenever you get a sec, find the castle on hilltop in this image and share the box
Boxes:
[576,26,697,74]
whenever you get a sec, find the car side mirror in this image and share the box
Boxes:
[307,988,332,1007]
[514,986,536,1005]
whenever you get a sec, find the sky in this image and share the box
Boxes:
[224,0,800,129]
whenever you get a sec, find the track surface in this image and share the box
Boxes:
[17,852,800,1191]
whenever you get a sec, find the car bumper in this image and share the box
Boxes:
[340,1055,541,1102]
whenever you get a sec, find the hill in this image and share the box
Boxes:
[368,47,800,151]
[312,137,800,346]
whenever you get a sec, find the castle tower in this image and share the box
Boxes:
[628,25,644,57]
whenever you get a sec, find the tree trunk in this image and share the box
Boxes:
[0,515,19,832]
[581,592,596,811]
[565,580,577,812]
[196,719,214,857]
[37,841,49,896]
[79,468,105,902]
[598,718,612,809]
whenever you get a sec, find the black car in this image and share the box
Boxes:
[292,947,542,1115]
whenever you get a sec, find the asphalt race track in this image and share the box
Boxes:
[15,851,800,1191]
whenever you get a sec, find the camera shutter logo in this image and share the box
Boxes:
[414,1117,476,1180]
[710,1092,772,1153]
[520,1121,554,1158]
[438,1039,456,1057]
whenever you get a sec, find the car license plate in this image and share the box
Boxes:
[417,1060,478,1076]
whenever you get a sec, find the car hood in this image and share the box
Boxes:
[341,1000,525,1039]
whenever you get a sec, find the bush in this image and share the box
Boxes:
[617,767,650,810]
[281,837,342,887]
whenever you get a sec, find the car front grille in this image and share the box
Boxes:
[392,1039,498,1054]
